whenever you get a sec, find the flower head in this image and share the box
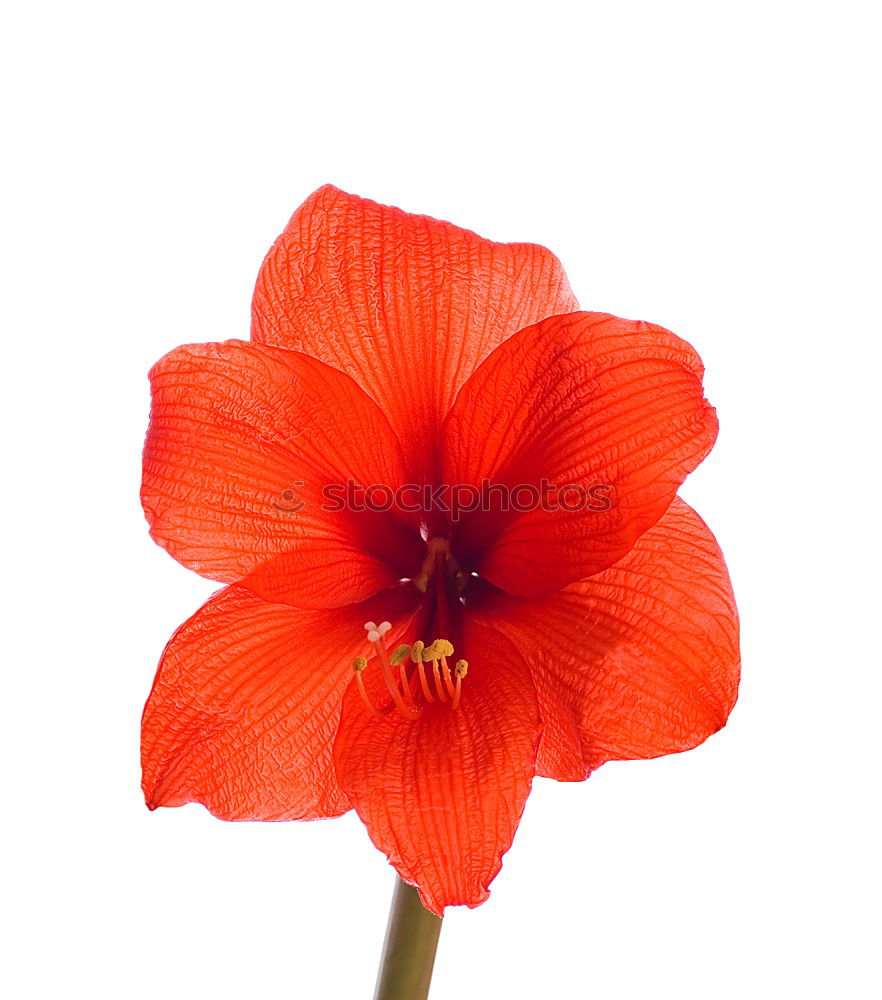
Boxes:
[141,186,739,915]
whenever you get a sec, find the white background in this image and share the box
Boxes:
[3,2,880,997]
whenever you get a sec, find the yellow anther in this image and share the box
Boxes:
[422,638,454,661]
[390,644,412,666]
[433,639,454,658]
[353,656,368,672]
[455,659,469,678]
[411,640,425,663]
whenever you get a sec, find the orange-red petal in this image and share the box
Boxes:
[333,621,539,914]
[472,499,740,780]
[142,583,421,820]
[141,339,423,608]
[251,185,578,477]
[443,311,718,597]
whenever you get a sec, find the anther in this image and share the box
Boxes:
[433,639,454,658]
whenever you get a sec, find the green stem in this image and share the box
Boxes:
[373,877,443,1000]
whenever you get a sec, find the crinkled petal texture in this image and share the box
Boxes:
[473,499,740,780]
[141,340,423,608]
[142,583,421,820]
[333,622,540,915]
[251,184,579,477]
[443,312,719,597]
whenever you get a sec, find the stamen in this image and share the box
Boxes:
[389,644,414,703]
[421,643,449,703]
[398,663,416,705]
[440,656,456,699]
[411,641,435,703]
[353,656,384,719]
[389,645,415,707]
[431,658,448,702]
[432,640,457,700]
[452,659,468,710]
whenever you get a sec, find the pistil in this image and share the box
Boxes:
[365,622,419,719]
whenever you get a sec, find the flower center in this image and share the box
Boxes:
[413,536,462,592]
[352,621,468,720]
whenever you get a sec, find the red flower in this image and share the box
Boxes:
[141,186,739,915]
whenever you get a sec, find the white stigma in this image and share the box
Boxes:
[365,621,391,645]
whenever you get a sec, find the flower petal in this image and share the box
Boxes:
[472,499,739,779]
[142,339,423,608]
[251,185,578,476]
[142,583,421,820]
[443,311,718,596]
[333,621,539,914]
